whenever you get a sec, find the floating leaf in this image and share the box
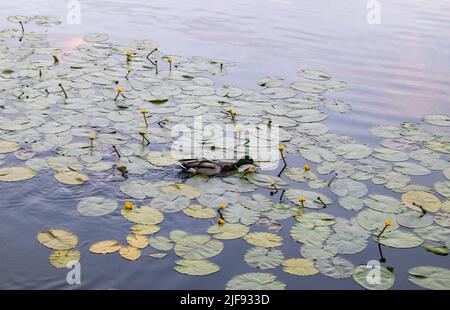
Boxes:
[402,191,441,213]
[434,181,450,198]
[375,230,423,248]
[408,266,450,290]
[130,224,160,235]
[163,183,200,199]
[77,196,117,216]
[119,246,141,261]
[126,234,149,249]
[244,247,284,269]
[226,273,285,290]
[244,232,283,248]
[207,223,249,240]
[0,140,20,154]
[353,265,395,290]
[37,228,78,250]
[174,235,223,259]
[49,250,80,268]
[149,236,174,251]
[89,240,122,254]
[121,206,164,225]
[315,257,355,279]
[183,205,216,219]
[0,167,37,182]
[422,114,450,127]
[175,259,220,276]
[54,171,89,185]
[282,258,319,276]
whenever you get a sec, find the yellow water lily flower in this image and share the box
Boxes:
[304,164,310,171]
[298,197,306,202]
[140,107,148,114]
[236,125,243,133]
[218,218,225,225]
[219,203,226,210]
[124,201,133,210]
[117,87,123,93]
[167,57,173,63]
[278,145,286,151]
[226,107,233,112]
[89,135,96,141]
[385,220,392,226]
[247,168,255,173]
[163,117,170,122]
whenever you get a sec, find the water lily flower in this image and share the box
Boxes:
[167,57,173,71]
[278,145,286,151]
[124,201,133,210]
[114,87,123,101]
[247,167,255,173]
[89,134,95,148]
[226,107,233,113]
[304,164,310,171]
[218,218,225,225]
[297,196,306,207]
[236,125,243,133]
[140,108,149,127]
[377,219,392,239]
[126,51,133,62]
[219,203,226,210]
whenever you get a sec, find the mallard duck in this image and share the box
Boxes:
[178,156,255,176]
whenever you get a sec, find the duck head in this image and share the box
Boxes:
[235,155,255,167]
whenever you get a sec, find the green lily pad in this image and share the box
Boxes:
[244,247,284,269]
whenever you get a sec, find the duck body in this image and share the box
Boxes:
[178,159,237,176]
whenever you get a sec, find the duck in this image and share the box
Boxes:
[178,156,255,176]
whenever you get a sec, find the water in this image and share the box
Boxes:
[0,0,449,289]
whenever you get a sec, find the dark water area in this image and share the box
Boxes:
[0,0,449,289]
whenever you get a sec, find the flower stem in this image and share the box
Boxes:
[58,83,68,99]
[412,202,427,216]
[377,224,389,239]
[327,173,337,187]
[146,48,158,66]
[19,21,24,42]
[315,197,327,208]
[277,151,287,177]
[142,113,149,127]
[112,145,121,158]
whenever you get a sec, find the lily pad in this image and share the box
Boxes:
[244,247,284,269]
[225,273,285,290]
[408,266,450,290]
[175,259,220,276]
[0,167,37,182]
[89,240,122,254]
[37,228,78,250]
[282,258,319,276]
[353,265,395,290]
[77,196,118,216]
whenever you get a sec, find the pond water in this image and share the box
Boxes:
[0,0,449,290]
